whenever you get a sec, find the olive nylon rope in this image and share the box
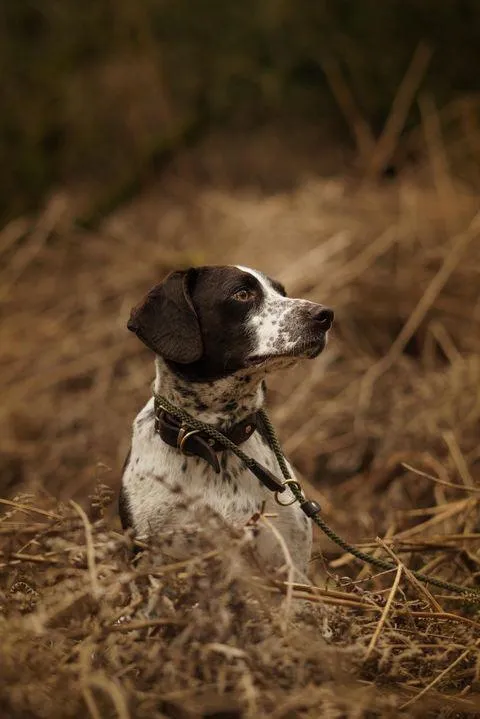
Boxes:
[155,393,479,600]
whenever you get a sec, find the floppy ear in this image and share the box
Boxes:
[127,269,203,363]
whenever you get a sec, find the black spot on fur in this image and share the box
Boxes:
[121,448,131,476]
[118,486,133,530]
[181,459,188,473]
[242,503,255,514]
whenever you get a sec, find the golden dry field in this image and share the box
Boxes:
[1,122,480,717]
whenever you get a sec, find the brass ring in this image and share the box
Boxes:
[274,479,304,506]
[275,492,297,506]
[178,429,200,455]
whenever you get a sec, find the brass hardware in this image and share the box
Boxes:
[274,479,303,506]
[177,428,201,454]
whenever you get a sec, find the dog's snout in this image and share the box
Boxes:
[310,306,334,331]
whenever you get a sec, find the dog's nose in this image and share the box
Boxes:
[310,306,334,331]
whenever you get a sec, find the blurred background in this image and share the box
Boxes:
[1,0,480,545]
[4,0,480,223]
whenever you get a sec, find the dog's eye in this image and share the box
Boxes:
[232,288,254,302]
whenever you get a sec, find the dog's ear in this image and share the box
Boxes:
[127,269,202,363]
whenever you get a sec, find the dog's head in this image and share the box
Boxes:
[128,265,333,381]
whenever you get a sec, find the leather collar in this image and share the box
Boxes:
[154,400,259,474]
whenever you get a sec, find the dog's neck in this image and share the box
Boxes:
[153,358,266,428]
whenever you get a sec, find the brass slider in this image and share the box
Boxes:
[274,479,303,507]
[177,428,201,455]
[176,427,188,449]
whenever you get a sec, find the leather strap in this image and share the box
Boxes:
[155,408,259,474]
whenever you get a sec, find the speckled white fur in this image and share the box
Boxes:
[121,266,331,576]
[237,265,325,359]
[122,376,312,574]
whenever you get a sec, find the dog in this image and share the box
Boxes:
[119,265,333,575]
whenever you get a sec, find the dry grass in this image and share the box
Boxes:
[1,140,480,716]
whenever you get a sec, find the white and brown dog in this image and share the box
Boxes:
[120,265,333,574]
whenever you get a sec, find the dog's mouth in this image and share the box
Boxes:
[247,335,326,366]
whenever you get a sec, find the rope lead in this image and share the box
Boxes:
[155,394,479,601]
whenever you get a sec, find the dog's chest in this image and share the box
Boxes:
[123,399,281,533]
